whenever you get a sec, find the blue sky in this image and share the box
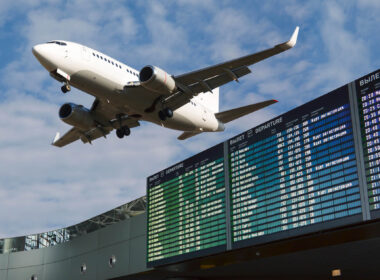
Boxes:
[0,0,379,237]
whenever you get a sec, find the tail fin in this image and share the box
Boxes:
[215,99,277,124]
[193,87,219,113]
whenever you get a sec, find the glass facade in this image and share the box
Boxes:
[0,196,146,254]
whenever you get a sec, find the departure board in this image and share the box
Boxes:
[355,70,380,214]
[228,86,363,248]
[147,143,226,267]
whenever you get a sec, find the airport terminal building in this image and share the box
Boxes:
[1,69,380,279]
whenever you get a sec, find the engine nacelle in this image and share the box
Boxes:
[139,65,177,95]
[59,103,95,130]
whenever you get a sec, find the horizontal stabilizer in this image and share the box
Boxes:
[178,131,203,140]
[52,128,79,147]
[215,99,278,124]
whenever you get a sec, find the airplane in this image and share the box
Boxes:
[32,27,299,147]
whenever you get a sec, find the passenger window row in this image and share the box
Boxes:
[92,52,139,77]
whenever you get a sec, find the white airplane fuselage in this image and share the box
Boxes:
[32,41,224,133]
[32,28,298,146]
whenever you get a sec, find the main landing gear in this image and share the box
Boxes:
[158,108,173,121]
[116,126,131,139]
[61,83,71,94]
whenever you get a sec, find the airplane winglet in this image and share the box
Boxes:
[277,26,299,50]
[52,132,60,145]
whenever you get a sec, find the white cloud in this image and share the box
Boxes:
[283,0,318,21]
[21,1,138,52]
[130,1,191,69]
[204,7,282,62]
[355,0,380,67]
[304,1,371,94]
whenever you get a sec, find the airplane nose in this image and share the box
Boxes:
[32,44,56,72]
[32,44,43,59]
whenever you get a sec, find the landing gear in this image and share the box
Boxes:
[116,128,124,139]
[61,83,71,94]
[116,126,130,139]
[158,110,166,121]
[164,108,173,118]
[123,126,131,136]
[158,108,173,121]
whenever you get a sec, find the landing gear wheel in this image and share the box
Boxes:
[163,108,173,118]
[116,126,130,139]
[123,126,131,136]
[61,84,71,94]
[116,128,124,139]
[61,85,68,93]
[158,110,166,121]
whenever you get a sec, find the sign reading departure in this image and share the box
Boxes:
[355,70,380,213]
[228,86,363,248]
[147,143,226,267]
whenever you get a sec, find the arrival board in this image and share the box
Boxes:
[228,86,363,248]
[355,70,380,213]
[147,143,226,267]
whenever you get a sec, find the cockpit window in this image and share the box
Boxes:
[46,41,67,46]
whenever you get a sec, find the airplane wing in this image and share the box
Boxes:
[164,27,299,110]
[52,99,140,147]
[51,126,114,147]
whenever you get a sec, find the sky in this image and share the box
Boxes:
[0,0,379,238]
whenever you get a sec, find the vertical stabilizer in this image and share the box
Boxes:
[193,87,219,113]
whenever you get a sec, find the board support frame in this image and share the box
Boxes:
[348,81,371,221]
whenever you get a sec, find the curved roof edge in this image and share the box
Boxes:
[0,196,146,254]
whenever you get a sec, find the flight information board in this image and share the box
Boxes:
[146,68,380,267]
[146,143,226,267]
[228,86,363,248]
[355,70,380,214]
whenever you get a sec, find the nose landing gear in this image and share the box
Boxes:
[61,83,71,94]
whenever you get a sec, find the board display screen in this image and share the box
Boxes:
[146,69,380,267]
[146,143,226,267]
[228,86,363,248]
[355,70,380,213]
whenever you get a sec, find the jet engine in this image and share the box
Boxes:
[139,65,177,95]
[59,103,95,130]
